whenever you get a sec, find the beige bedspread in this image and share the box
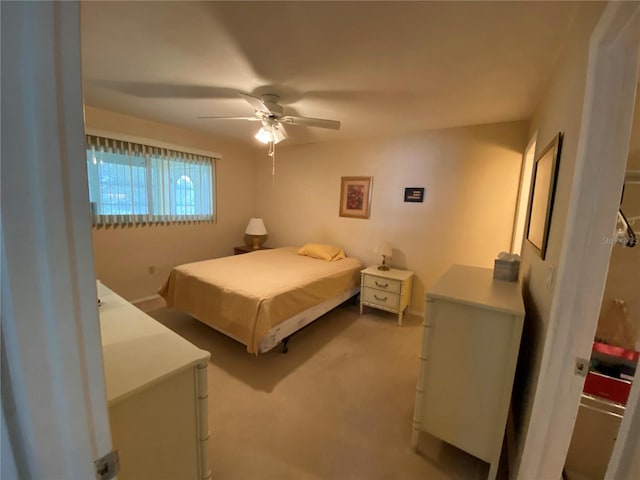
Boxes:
[158,247,363,353]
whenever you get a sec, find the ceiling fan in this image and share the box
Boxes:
[198,93,341,145]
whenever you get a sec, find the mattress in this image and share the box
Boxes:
[158,247,363,353]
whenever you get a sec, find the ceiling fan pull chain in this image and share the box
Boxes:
[268,140,276,181]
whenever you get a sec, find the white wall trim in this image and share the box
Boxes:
[131,293,163,305]
[85,126,223,159]
[516,3,640,478]
[1,2,112,477]
[608,364,640,479]
[605,8,640,478]
[130,293,166,313]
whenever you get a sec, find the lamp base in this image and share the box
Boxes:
[377,255,390,271]
[251,236,262,250]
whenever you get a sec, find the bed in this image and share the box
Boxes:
[158,246,363,353]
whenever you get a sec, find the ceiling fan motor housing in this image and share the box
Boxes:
[260,94,284,116]
[261,117,279,127]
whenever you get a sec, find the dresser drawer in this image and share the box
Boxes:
[362,286,400,310]
[362,274,402,294]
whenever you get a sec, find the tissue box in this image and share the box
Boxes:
[493,256,520,282]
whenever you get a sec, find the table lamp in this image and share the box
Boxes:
[245,218,267,249]
[374,240,392,271]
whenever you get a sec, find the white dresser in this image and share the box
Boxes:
[98,282,211,480]
[411,265,524,480]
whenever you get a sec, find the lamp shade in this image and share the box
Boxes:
[374,240,392,257]
[245,218,267,235]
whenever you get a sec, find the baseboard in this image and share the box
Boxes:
[131,294,165,312]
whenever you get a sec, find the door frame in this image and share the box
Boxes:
[517,2,640,478]
[1,2,112,477]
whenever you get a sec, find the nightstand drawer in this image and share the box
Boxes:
[362,287,400,310]
[362,275,402,294]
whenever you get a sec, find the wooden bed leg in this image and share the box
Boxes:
[282,337,290,354]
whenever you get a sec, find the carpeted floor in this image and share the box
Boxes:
[150,301,495,480]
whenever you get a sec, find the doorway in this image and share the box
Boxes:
[516,4,640,479]
[564,165,640,479]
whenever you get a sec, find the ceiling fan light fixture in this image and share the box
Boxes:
[272,125,287,144]
[255,125,287,145]
[255,127,273,144]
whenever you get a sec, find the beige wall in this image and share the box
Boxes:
[510,2,606,476]
[254,120,529,312]
[86,107,529,305]
[85,106,259,300]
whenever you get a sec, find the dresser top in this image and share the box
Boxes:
[98,282,210,405]
[427,264,524,316]
[361,265,414,280]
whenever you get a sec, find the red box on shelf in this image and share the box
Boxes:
[582,342,638,406]
[583,371,631,405]
[592,342,639,363]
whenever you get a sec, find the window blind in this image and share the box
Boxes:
[86,135,216,226]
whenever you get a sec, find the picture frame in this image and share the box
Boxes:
[404,187,425,203]
[339,176,373,219]
[525,132,563,259]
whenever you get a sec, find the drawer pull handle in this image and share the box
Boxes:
[375,281,389,288]
[374,294,388,301]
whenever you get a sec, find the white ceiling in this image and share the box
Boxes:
[81,1,581,146]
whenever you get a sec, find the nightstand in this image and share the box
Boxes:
[360,266,414,325]
[233,245,271,255]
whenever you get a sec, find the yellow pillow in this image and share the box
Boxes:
[297,243,346,261]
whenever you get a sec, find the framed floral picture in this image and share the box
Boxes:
[339,176,373,219]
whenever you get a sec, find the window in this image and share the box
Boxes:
[86,135,216,225]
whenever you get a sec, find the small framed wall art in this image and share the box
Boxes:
[339,176,373,219]
[526,132,563,259]
[404,187,424,203]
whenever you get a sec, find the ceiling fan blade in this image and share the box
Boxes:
[197,116,261,121]
[277,123,288,139]
[280,116,341,130]
[238,93,273,115]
